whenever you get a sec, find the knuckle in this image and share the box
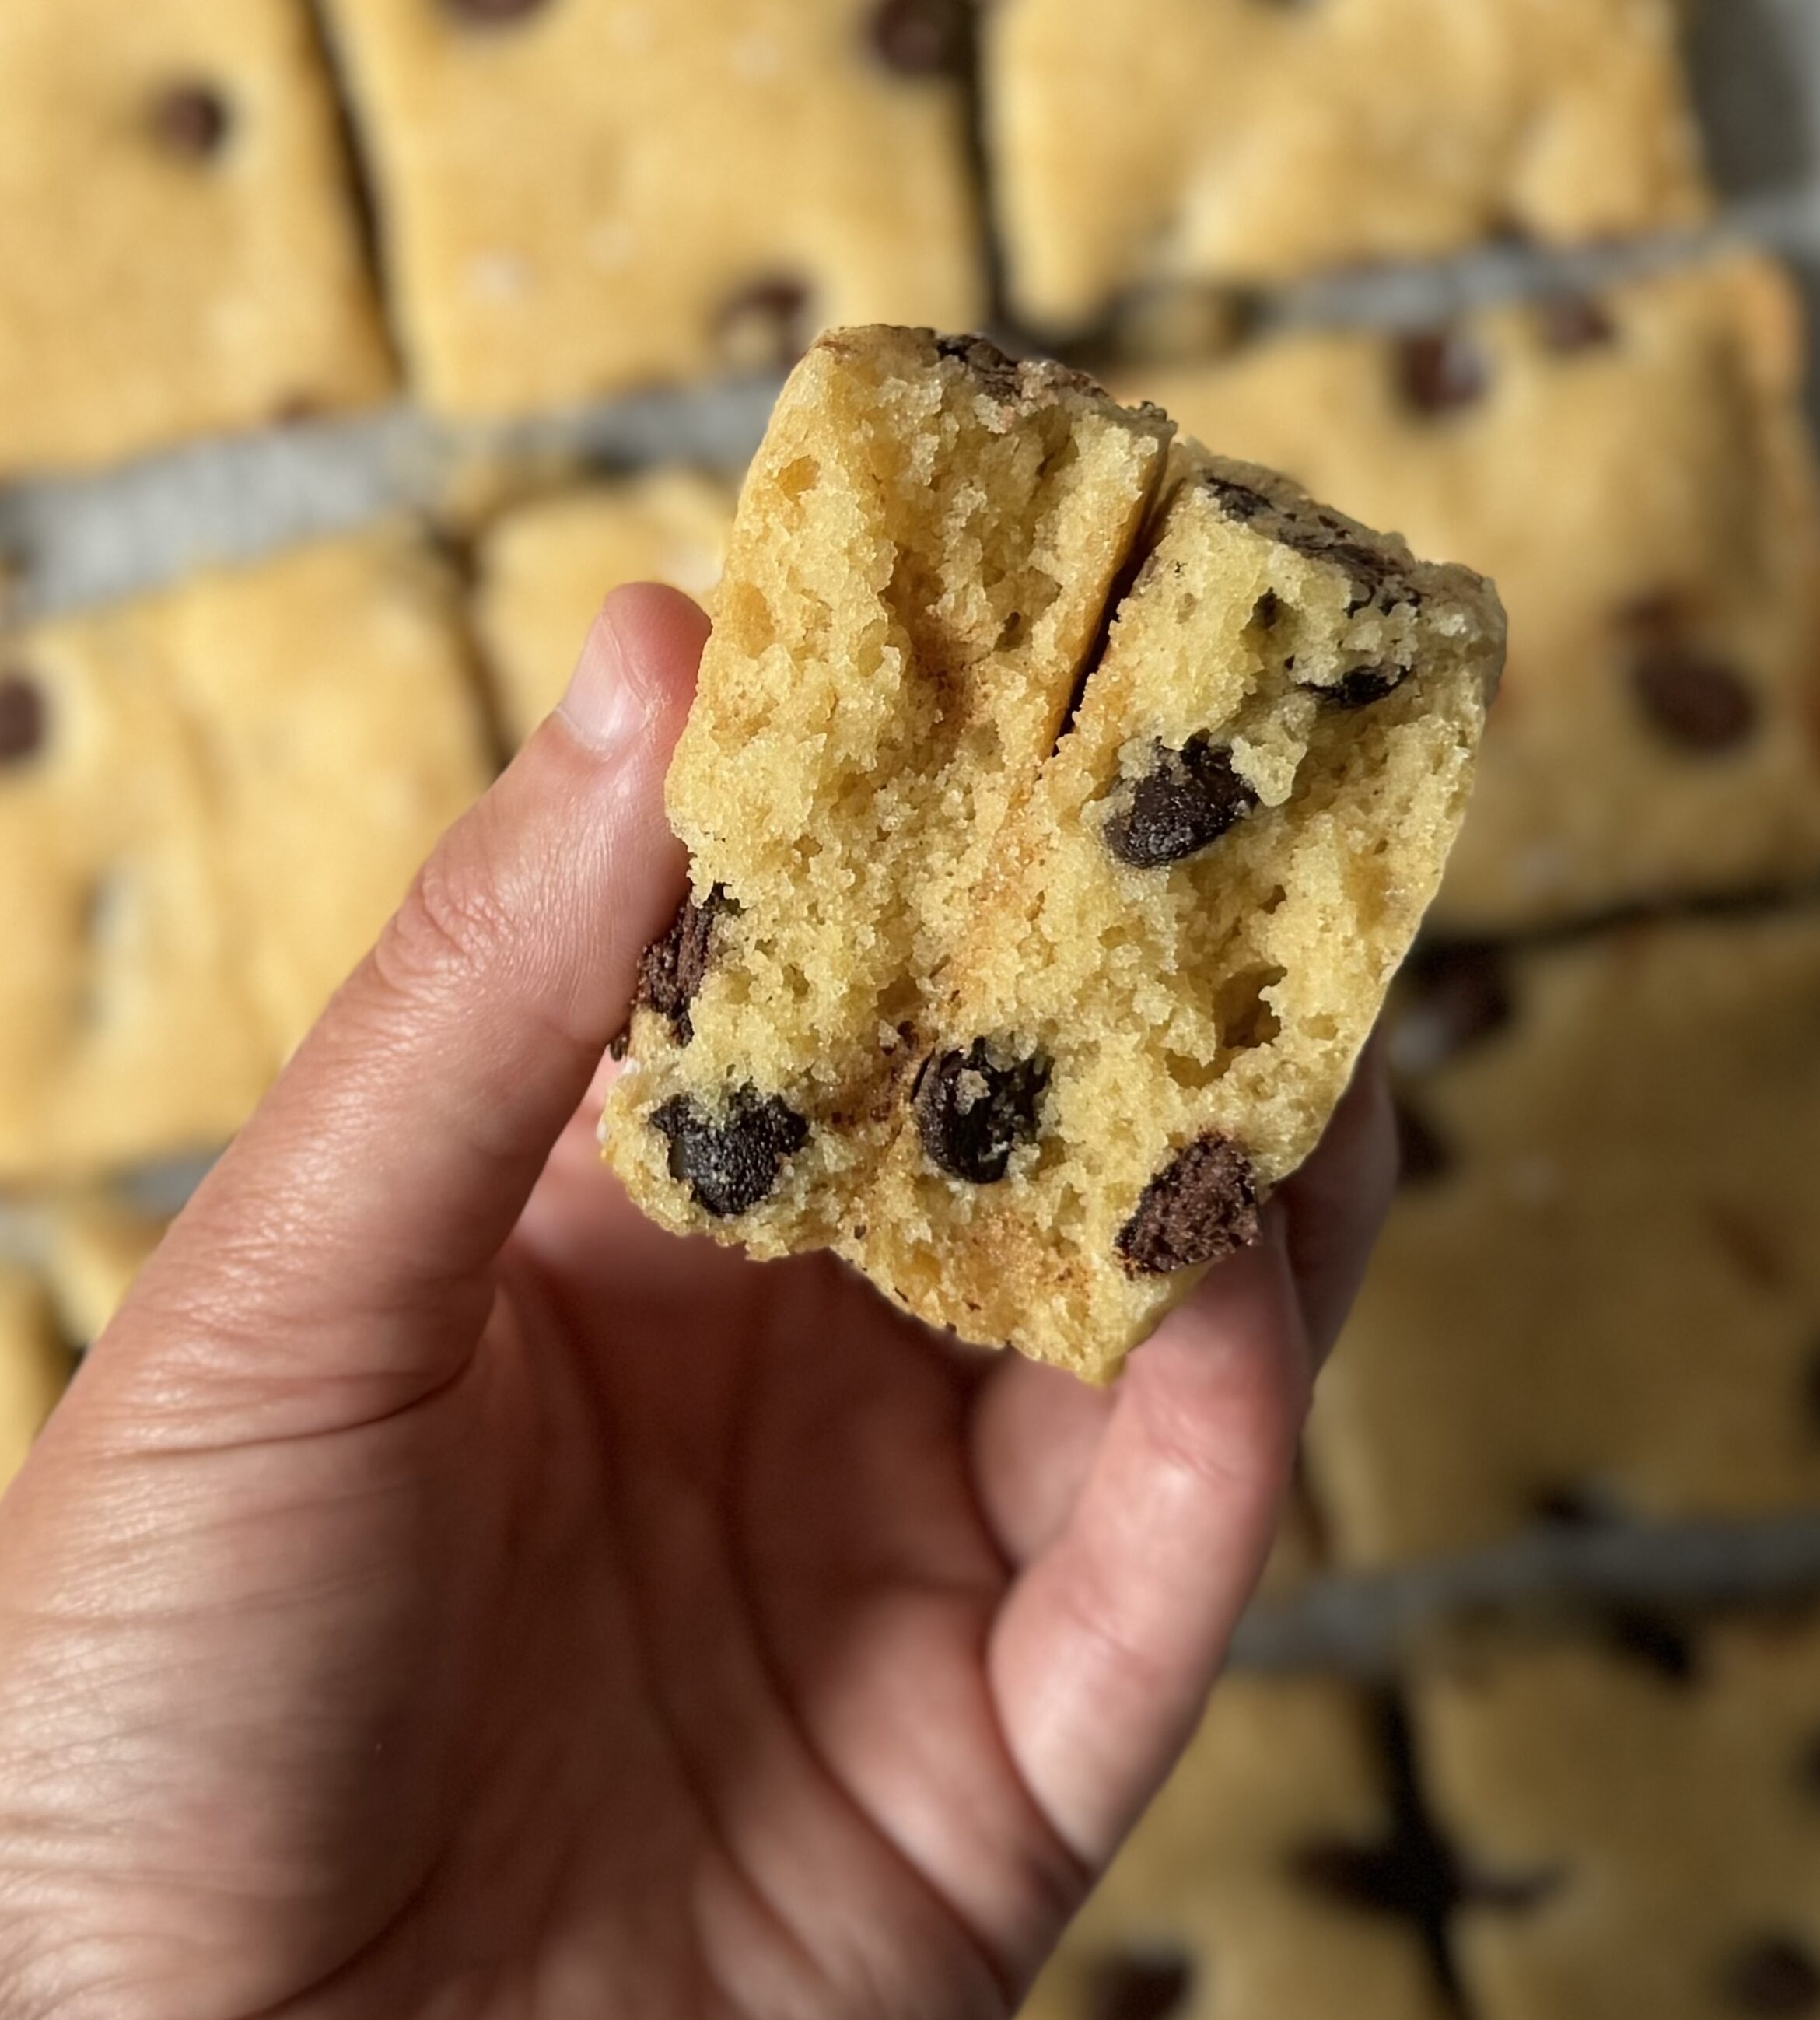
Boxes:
[371,821,513,1008]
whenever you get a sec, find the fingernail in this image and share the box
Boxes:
[558,606,650,754]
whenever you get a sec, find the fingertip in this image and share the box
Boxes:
[553,583,709,758]
[602,581,713,694]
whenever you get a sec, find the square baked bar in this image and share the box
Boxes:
[1024,1675,1451,2020]
[604,330,1503,1380]
[0,0,393,475]
[321,0,984,416]
[989,0,1710,337]
[0,530,490,1181]
[1125,255,1820,933]
[1414,1617,1820,2020]
[1307,905,1820,1565]
[474,471,735,747]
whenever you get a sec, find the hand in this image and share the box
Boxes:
[0,587,1395,2020]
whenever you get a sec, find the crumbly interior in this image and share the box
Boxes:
[856,454,1501,1375]
[604,330,1503,1381]
[604,329,1174,1251]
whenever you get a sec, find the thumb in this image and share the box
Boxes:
[103,583,706,1423]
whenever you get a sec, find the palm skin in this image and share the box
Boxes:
[0,590,1389,2020]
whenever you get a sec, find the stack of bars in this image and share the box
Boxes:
[3,5,1820,2018]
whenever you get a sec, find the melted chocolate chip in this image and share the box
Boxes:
[149,82,232,159]
[634,887,733,1046]
[1394,1099,1453,1188]
[1539,294,1618,355]
[1724,1938,1820,2015]
[1295,1838,1559,1924]
[1104,736,1258,868]
[1397,331,1490,415]
[1202,474,1412,614]
[1202,474,1274,523]
[0,672,47,766]
[1633,646,1759,752]
[1533,1482,1623,1531]
[652,1090,808,1219]
[1319,666,1409,709]
[1605,1608,1698,1686]
[1117,1135,1261,1276]
[933,331,1031,401]
[716,278,814,373]
[1084,1951,1195,2020]
[869,0,967,75]
[440,0,551,21]
[913,1041,1050,1185]
[1392,944,1514,1072]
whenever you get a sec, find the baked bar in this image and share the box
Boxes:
[605,330,1503,1380]
[157,530,494,1058]
[320,0,983,417]
[856,459,1501,1371]
[1414,1616,1820,2020]
[0,1268,74,1497]
[1306,907,1820,1566]
[474,471,735,747]
[1123,255,1820,933]
[0,0,393,475]
[1023,1675,1451,2020]
[0,529,491,1182]
[989,0,1710,337]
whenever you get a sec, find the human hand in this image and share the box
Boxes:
[0,586,1395,2020]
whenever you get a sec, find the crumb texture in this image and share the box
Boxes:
[605,330,1502,1380]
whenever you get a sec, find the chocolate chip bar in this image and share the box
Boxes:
[1024,1675,1453,2020]
[1122,255,1820,933]
[0,0,393,474]
[604,330,1503,1380]
[1306,906,1820,1567]
[1412,1616,1820,2020]
[0,530,491,1182]
[474,471,735,747]
[989,0,1710,338]
[320,0,984,416]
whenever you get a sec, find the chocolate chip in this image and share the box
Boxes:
[1104,736,1258,868]
[635,887,733,1047]
[1293,1841,1426,1919]
[933,331,1031,402]
[1294,1838,1556,1924]
[1605,1608,1697,1686]
[913,1040,1050,1185]
[1633,646,1759,752]
[716,278,814,374]
[1723,1938,1820,2015]
[1203,474,1274,523]
[149,82,232,159]
[1202,475,1413,614]
[1391,944,1514,1073]
[1394,1100,1453,1188]
[0,672,47,767]
[652,1090,808,1220]
[1539,294,1617,355]
[439,0,551,22]
[1117,1135,1261,1276]
[1083,1949,1195,2020]
[868,0,967,75]
[1318,666,1409,709]
[1532,1483,1623,1531]
[1397,331,1489,415]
